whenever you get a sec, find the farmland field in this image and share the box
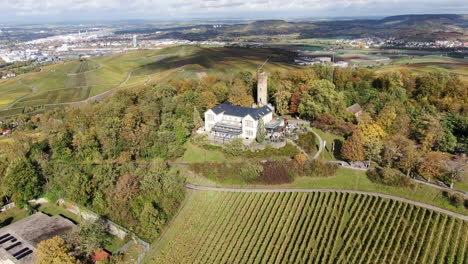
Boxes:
[0,46,295,117]
[149,190,467,264]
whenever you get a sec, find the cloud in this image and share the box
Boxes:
[0,0,467,22]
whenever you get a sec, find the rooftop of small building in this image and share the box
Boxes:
[0,212,77,264]
[209,102,273,120]
[346,103,363,114]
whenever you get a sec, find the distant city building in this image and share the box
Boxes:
[333,61,349,68]
[133,35,137,48]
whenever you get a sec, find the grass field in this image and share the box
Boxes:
[149,190,467,263]
[311,128,344,160]
[0,208,28,227]
[177,143,226,163]
[0,46,295,116]
[37,203,82,224]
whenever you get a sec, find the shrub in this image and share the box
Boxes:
[224,138,244,156]
[257,161,294,184]
[448,193,462,206]
[190,161,262,184]
[302,160,338,177]
[239,162,263,182]
[367,167,413,187]
[243,143,299,159]
[296,132,317,155]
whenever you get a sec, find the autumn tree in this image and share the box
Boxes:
[35,236,80,264]
[274,88,291,116]
[199,90,218,109]
[294,153,308,169]
[228,79,254,106]
[341,130,366,161]
[417,151,448,181]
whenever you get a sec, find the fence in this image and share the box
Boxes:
[56,199,150,262]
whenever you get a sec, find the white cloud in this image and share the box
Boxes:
[1,0,467,22]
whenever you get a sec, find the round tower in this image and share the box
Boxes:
[257,71,268,107]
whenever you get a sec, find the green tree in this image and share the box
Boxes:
[298,80,345,119]
[138,203,165,241]
[256,119,266,143]
[192,106,204,132]
[71,219,111,256]
[4,158,41,206]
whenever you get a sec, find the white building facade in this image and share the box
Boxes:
[204,102,273,140]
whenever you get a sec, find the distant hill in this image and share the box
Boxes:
[145,14,468,42]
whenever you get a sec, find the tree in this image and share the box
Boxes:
[192,106,203,132]
[341,130,366,161]
[274,88,291,116]
[256,119,266,143]
[298,80,345,119]
[139,202,165,241]
[199,91,218,109]
[70,219,111,256]
[4,158,41,206]
[294,153,308,169]
[35,236,80,264]
[417,151,447,181]
[228,79,254,106]
[376,105,397,133]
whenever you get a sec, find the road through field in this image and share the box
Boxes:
[185,184,468,221]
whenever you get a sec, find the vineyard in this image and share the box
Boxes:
[149,191,467,264]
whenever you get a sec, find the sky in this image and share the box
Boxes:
[1,0,467,23]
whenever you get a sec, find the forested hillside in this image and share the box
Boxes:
[1,46,467,243]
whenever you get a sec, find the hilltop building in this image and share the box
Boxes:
[204,71,283,140]
[0,212,76,264]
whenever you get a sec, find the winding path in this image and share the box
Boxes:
[308,127,324,159]
[185,183,468,221]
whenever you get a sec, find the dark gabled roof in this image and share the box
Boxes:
[210,102,272,120]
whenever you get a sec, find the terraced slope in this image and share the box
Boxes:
[150,191,467,264]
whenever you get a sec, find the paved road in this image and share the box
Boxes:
[185,184,468,221]
[308,128,324,160]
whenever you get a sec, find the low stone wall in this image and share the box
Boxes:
[58,199,128,239]
[0,203,15,212]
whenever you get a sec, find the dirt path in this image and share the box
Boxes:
[185,183,468,221]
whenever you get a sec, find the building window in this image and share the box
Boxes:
[246,130,254,137]
[206,114,214,121]
[245,120,253,128]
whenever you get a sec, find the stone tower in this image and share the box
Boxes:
[257,70,268,107]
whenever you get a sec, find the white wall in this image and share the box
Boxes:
[241,115,257,139]
[204,109,223,131]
